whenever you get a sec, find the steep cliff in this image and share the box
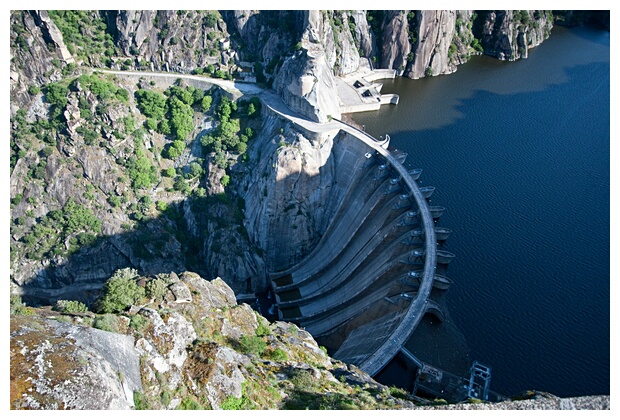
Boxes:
[242,113,340,271]
[477,10,553,61]
[110,10,231,72]
[408,10,456,78]
[273,46,341,123]
[9,11,74,110]
[9,69,267,302]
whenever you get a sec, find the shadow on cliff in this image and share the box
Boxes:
[19,190,256,307]
[19,127,339,309]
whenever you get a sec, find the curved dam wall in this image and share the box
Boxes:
[254,108,444,376]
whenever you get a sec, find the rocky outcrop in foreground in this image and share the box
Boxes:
[11,272,417,410]
[10,271,610,410]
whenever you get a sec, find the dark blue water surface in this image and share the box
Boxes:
[352,26,610,398]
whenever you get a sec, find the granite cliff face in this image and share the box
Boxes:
[478,10,553,60]
[110,10,230,72]
[242,114,340,271]
[10,11,74,110]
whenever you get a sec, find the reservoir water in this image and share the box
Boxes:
[352,25,610,398]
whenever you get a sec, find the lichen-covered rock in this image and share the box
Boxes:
[11,273,608,410]
[169,281,192,303]
[10,315,141,409]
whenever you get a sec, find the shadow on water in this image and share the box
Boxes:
[355,27,609,137]
[352,43,610,397]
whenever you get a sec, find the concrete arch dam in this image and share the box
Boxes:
[267,119,453,376]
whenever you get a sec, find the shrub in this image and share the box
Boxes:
[146,277,169,300]
[256,322,270,337]
[389,386,408,399]
[54,299,88,313]
[93,313,120,332]
[236,142,247,154]
[135,89,167,120]
[41,145,55,157]
[266,347,288,362]
[156,200,168,212]
[163,140,185,159]
[97,268,145,313]
[220,394,251,410]
[220,174,230,187]
[108,195,121,207]
[189,161,204,178]
[176,397,203,410]
[145,118,158,131]
[28,85,41,95]
[10,295,35,315]
[45,83,69,107]
[200,95,212,112]
[204,12,218,28]
[158,119,171,135]
[133,391,150,410]
[239,335,266,356]
[173,176,190,194]
[168,97,194,140]
[129,314,149,335]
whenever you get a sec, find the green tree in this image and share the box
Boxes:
[45,83,69,107]
[168,97,194,140]
[200,95,213,112]
[135,89,167,119]
[97,268,145,313]
[158,119,171,135]
[189,162,204,178]
[145,118,158,131]
[164,139,185,159]
[54,300,88,313]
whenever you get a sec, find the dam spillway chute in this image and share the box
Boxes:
[264,124,443,377]
[419,186,435,199]
[395,152,408,164]
[434,227,452,241]
[408,168,422,180]
[436,250,456,265]
[429,206,446,220]
[432,275,453,290]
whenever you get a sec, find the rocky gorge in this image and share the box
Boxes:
[9,10,610,409]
